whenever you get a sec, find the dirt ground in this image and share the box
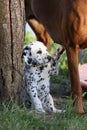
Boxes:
[51,83,71,98]
[50,83,87,111]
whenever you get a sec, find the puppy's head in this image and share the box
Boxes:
[22,41,51,66]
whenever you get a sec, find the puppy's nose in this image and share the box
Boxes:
[28,58,32,64]
[47,55,51,61]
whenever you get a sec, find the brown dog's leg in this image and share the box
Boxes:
[27,18,50,50]
[66,46,84,114]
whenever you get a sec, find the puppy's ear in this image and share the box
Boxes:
[23,46,31,51]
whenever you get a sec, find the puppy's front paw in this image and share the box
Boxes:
[35,108,46,114]
[56,109,65,113]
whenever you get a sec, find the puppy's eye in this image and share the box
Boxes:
[37,50,42,54]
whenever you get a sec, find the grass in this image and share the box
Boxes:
[0,100,87,130]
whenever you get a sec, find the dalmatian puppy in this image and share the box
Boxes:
[22,41,64,113]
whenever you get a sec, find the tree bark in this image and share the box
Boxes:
[0,0,25,102]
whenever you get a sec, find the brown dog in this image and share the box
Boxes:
[25,0,50,49]
[31,0,87,114]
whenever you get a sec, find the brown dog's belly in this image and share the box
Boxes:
[31,0,87,48]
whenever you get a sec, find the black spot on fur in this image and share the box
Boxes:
[32,61,37,66]
[33,93,36,97]
[52,61,56,66]
[50,107,53,111]
[47,55,51,61]
[44,65,48,68]
[30,73,33,75]
[40,66,44,71]
[29,52,32,56]
[37,73,40,75]
[44,98,47,103]
[38,78,44,83]
[48,70,50,74]
[41,85,45,90]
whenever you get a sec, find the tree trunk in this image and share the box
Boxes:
[0,0,25,103]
